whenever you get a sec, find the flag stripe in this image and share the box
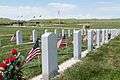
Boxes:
[25,48,40,61]
[25,49,40,63]
[26,49,40,60]
[25,53,39,63]
[27,48,40,56]
[25,50,40,62]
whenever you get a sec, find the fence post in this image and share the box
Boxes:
[87,29,93,51]
[96,29,100,48]
[41,32,58,80]
[16,30,22,45]
[32,29,37,43]
[73,30,82,59]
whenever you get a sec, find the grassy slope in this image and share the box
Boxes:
[55,36,120,80]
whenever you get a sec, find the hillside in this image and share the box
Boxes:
[0,18,16,25]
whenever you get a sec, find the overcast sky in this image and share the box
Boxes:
[0,0,120,20]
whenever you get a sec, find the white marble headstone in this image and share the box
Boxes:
[32,29,37,43]
[41,32,58,80]
[87,29,93,51]
[73,30,82,59]
[16,30,23,45]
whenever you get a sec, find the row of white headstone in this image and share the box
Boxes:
[16,29,72,45]
[16,30,38,45]
[40,29,120,80]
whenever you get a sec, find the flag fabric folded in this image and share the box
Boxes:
[25,39,41,63]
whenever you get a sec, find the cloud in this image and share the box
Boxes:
[48,3,77,9]
[0,6,44,19]
[0,2,120,20]
[95,1,120,12]
[98,6,120,12]
[0,3,78,20]
[89,1,120,18]
[96,4,120,12]
[0,5,55,20]
[47,2,78,15]
[96,1,113,4]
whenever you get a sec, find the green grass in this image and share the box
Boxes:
[0,26,91,79]
[20,45,74,79]
[0,27,75,79]
[0,26,119,80]
[1,18,120,28]
[54,36,120,80]
[0,40,74,79]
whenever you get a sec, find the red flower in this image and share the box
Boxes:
[3,57,17,64]
[0,62,8,70]
[11,49,17,55]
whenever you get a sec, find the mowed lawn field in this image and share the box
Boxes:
[0,22,120,80]
[55,36,120,80]
[0,27,74,79]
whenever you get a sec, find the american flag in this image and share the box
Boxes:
[25,38,41,63]
[57,36,67,48]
